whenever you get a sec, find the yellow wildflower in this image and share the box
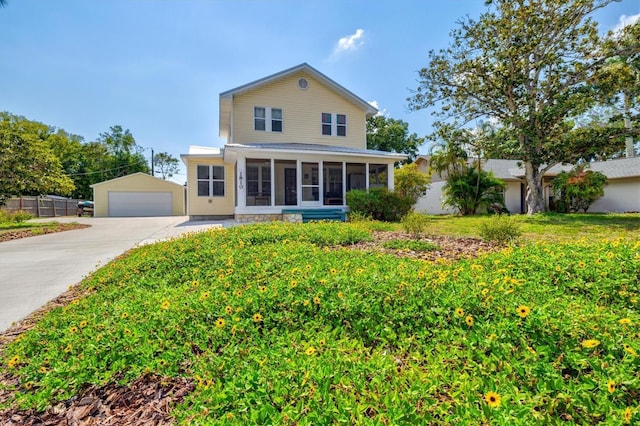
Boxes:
[623,344,637,356]
[8,355,20,368]
[581,339,600,349]
[607,379,616,394]
[313,296,321,305]
[253,313,263,323]
[305,347,316,356]
[465,315,474,327]
[161,300,170,310]
[455,307,464,317]
[619,318,632,325]
[624,407,632,423]
[517,305,531,318]
[215,318,225,329]
[485,391,501,408]
[69,326,78,334]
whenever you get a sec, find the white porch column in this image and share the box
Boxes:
[387,163,395,191]
[296,159,302,206]
[365,163,370,189]
[342,161,347,206]
[319,161,324,205]
[270,158,275,206]
[237,156,246,208]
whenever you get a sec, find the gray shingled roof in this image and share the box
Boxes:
[417,155,640,180]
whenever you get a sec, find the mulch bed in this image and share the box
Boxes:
[348,230,500,262]
[1,375,195,426]
[0,223,90,243]
[0,229,499,425]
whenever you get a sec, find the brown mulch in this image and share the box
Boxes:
[0,229,498,425]
[349,230,500,262]
[1,375,195,426]
[0,223,90,242]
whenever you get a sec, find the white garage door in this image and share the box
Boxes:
[108,192,173,217]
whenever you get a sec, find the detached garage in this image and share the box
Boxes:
[91,173,186,217]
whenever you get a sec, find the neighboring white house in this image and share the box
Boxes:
[415,155,640,214]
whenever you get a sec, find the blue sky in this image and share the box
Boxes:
[1,0,638,183]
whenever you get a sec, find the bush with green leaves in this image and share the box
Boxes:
[0,210,34,224]
[552,166,607,213]
[346,187,414,222]
[479,214,522,244]
[442,165,506,215]
[401,211,430,239]
[394,163,430,204]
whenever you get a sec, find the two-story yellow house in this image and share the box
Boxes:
[181,63,407,221]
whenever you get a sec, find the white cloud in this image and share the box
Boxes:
[368,100,387,117]
[612,13,640,33]
[333,29,365,56]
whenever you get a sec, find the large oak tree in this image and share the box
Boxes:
[408,0,619,214]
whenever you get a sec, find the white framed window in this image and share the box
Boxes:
[197,165,225,197]
[254,107,283,132]
[321,113,346,137]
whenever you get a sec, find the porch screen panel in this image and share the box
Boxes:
[246,159,271,206]
[347,163,366,191]
[369,164,388,188]
[323,162,343,205]
[275,160,297,206]
[302,162,319,202]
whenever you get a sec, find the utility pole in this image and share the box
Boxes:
[151,148,155,176]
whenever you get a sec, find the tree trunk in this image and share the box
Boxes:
[624,92,635,158]
[523,161,546,214]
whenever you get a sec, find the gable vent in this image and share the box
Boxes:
[298,78,309,90]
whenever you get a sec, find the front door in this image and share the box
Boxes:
[284,168,297,205]
[301,162,320,207]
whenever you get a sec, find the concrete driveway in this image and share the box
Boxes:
[0,216,235,333]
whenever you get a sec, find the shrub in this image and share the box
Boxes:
[443,166,507,215]
[479,214,522,244]
[401,211,430,239]
[552,166,607,213]
[394,163,430,204]
[0,209,10,224]
[347,211,372,223]
[11,210,34,223]
[346,187,414,222]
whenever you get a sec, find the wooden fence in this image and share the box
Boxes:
[1,196,81,217]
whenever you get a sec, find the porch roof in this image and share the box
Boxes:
[222,142,408,163]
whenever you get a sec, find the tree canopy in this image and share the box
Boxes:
[366,115,425,163]
[408,0,628,214]
[153,152,180,180]
[0,112,75,204]
[0,112,150,201]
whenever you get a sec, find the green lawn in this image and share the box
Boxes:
[420,213,640,242]
[1,217,639,424]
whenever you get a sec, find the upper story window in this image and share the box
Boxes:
[321,113,346,137]
[254,107,283,132]
[197,165,225,197]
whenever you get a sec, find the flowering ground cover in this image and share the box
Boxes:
[0,220,639,424]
